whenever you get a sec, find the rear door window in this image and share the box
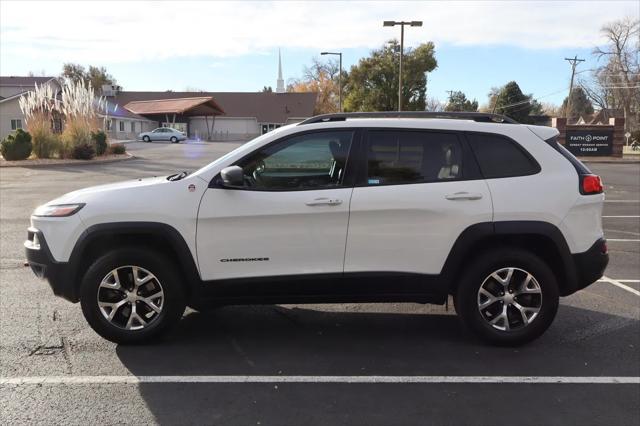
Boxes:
[365,130,463,185]
[467,133,540,178]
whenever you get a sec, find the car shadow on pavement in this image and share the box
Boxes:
[115,304,640,426]
[116,303,640,376]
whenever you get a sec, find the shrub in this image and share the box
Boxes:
[109,143,126,155]
[92,130,108,155]
[1,129,33,161]
[71,142,96,160]
[631,130,640,144]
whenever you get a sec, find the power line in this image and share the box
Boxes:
[599,85,640,89]
[493,87,568,112]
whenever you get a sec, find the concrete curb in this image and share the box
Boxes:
[581,158,640,164]
[0,153,135,168]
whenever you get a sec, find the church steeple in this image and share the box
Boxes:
[276,48,285,93]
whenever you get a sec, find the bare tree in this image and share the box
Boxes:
[425,97,444,112]
[589,17,639,130]
[302,57,340,83]
[580,70,613,111]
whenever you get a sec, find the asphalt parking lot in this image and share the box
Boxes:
[1,141,639,425]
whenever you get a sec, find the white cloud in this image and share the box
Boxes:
[1,0,637,64]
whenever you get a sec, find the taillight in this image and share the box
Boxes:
[581,174,603,195]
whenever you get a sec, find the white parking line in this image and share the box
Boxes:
[605,239,640,242]
[1,376,639,385]
[604,200,640,203]
[618,280,640,283]
[599,276,640,296]
[602,216,640,218]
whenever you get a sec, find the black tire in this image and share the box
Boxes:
[455,248,559,346]
[80,248,186,344]
[170,136,178,143]
[143,136,150,142]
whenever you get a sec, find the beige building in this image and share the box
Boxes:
[0,76,62,141]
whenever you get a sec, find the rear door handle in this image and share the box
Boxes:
[305,198,343,206]
[445,192,483,201]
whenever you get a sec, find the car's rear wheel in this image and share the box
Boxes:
[143,136,150,142]
[80,248,185,344]
[170,136,178,143]
[455,248,559,346]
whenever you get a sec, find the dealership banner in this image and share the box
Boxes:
[566,129,613,156]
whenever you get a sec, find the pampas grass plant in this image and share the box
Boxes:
[19,83,60,158]
[19,80,107,159]
[60,80,105,158]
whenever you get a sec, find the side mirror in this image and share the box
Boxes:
[220,166,244,187]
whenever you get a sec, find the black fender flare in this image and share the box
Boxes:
[68,222,201,301]
[439,221,578,295]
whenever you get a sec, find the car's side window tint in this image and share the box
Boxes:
[236,131,354,190]
[467,133,539,178]
[366,131,463,186]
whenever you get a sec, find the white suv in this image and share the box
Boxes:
[25,112,608,345]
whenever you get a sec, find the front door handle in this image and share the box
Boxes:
[445,192,483,201]
[305,198,343,206]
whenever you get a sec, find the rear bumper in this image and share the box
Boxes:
[569,238,609,294]
[25,228,78,303]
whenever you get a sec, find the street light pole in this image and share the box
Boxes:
[399,24,404,112]
[384,20,422,112]
[321,51,343,112]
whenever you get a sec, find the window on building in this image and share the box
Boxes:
[467,133,539,178]
[131,122,136,132]
[366,131,463,186]
[119,121,125,132]
[10,119,22,130]
[106,119,113,131]
[236,130,354,190]
[261,123,283,135]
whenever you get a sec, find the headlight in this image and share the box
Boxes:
[33,203,85,217]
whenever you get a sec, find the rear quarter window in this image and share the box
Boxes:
[467,133,540,178]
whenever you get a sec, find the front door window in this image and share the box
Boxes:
[236,131,354,190]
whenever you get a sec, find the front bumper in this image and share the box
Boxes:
[25,228,78,303]
[569,237,609,293]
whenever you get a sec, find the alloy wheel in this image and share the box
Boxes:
[477,267,542,331]
[97,265,164,330]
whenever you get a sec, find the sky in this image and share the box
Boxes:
[1,0,638,106]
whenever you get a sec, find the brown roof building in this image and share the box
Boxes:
[106,89,317,141]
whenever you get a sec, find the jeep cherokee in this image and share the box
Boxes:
[24,112,609,345]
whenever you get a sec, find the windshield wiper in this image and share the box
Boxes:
[167,171,189,181]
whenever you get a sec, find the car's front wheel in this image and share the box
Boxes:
[80,248,185,344]
[143,136,150,142]
[455,248,559,346]
[170,136,178,143]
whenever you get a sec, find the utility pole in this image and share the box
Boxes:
[445,90,455,110]
[564,55,585,119]
[384,20,422,111]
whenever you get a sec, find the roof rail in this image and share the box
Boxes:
[298,111,518,125]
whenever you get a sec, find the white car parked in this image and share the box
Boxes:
[25,112,608,345]
[139,127,187,143]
